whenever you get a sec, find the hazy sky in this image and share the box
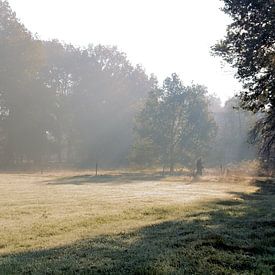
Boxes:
[8,0,242,103]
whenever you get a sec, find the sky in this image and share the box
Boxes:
[8,0,242,103]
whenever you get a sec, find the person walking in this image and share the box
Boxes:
[196,158,203,176]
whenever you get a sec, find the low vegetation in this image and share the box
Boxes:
[0,171,274,274]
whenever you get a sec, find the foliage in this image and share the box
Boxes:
[0,0,261,169]
[208,96,256,165]
[213,0,275,170]
[213,0,274,112]
[0,1,56,164]
[132,74,216,171]
[249,111,275,170]
[0,1,155,168]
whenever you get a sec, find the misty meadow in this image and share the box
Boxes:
[0,0,274,274]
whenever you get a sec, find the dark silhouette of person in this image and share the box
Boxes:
[196,158,203,176]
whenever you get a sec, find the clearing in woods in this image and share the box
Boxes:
[0,171,274,274]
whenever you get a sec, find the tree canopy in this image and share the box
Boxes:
[131,74,217,172]
[213,0,274,112]
[213,0,275,169]
[0,1,155,168]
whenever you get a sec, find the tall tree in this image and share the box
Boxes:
[0,0,55,166]
[38,42,156,167]
[70,45,155,167]
[132,74,216,173]
[213,0,275,169]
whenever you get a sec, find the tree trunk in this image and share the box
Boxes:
[169,144,175,174]
[162,163,165,176]
[95,162,98,176]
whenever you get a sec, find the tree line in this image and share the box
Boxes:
[0,1,156,168]
[0,1,260,170]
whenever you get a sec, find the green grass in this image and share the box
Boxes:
[0,172,274,274]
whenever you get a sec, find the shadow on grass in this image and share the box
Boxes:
[1,179,275,274]
[46,172,166,185]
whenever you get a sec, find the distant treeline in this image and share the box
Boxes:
[0,1,255,169]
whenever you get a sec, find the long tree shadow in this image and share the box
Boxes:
[1,179,275,274]
[46,172,166,185]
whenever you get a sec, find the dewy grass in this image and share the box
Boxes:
[0,172,274,274]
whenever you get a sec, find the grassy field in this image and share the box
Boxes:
[0,171,274,274]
